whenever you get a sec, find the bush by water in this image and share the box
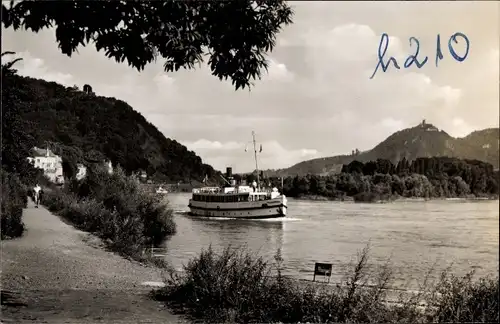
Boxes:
[155,245,498,323]
[42,166,176,259]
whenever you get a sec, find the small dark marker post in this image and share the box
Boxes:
[313,262,333,283]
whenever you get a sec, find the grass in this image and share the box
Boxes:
[1,170,28,240]
[153,245,499,323]
[42,166,176,261]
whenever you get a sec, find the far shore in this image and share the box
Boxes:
[293,194,499,203]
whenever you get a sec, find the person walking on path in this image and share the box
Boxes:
[39,187,44,205]
[33,184,41,207]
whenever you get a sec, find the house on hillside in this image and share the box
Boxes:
[27,146,64,184]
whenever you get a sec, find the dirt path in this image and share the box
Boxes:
[1,199,185,323]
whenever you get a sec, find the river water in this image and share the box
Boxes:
[163,193,499,289]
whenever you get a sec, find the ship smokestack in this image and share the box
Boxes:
[226,167,232,179]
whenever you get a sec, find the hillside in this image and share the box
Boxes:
[264,121,499,177]
[1,67,218,182]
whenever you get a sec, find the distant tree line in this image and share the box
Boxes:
[252,157,499,201]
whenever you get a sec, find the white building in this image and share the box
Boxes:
[27,146,64,184]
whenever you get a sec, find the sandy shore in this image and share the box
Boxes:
[1,199,185,323]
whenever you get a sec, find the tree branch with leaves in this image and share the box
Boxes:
[2,0,293,90]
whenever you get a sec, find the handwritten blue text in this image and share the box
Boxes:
[370,32,470,79]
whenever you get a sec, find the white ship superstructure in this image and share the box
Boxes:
[188,132,287,219]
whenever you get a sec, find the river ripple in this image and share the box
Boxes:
[162,193,499,288]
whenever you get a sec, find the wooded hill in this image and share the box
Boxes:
[262,122,499,177]
[2,67,218,183]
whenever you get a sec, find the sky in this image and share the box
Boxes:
[3,1,499,173]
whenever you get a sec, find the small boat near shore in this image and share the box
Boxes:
[188,132,287,219]
[156,186,169,194]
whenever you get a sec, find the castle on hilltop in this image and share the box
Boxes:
[420,119,439,132]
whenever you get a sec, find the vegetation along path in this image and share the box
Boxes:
[1,199,185,323]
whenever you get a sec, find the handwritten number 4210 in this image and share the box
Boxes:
[370,32,470,79]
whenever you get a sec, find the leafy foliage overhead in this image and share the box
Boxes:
[1,0,293,90]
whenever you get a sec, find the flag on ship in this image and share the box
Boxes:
[244,144,248,152]
[259,144,262,153]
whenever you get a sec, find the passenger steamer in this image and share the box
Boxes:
[188,132,288,219]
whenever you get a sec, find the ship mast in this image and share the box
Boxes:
[252,131,260,191]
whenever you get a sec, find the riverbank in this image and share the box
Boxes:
[1,199,184,323]
[153,246,499,323]
[41,167,176,265]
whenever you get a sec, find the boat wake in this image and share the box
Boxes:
[257,217,302,222]
[185,216,302,222]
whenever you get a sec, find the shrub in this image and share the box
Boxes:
[1,170,27,239]
[155,246,499,323]
[43,189,69,212]
[425,271,499,323]
[41,166,176,260]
